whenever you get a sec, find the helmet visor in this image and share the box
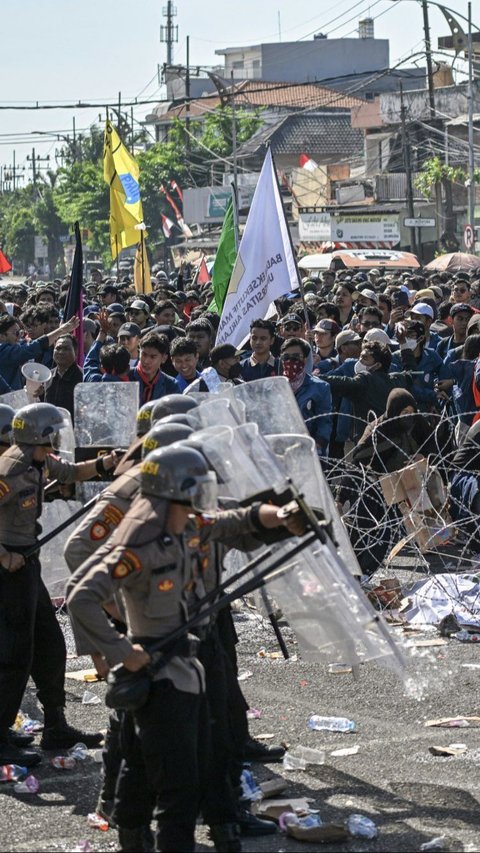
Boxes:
[189,471,218,514]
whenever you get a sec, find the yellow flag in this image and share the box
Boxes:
[134,237,152,294]
[104,120,145,259]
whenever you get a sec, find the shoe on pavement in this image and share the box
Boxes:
[237,808,277,837]
[209,822,242,852]
[96,796,116,828]
[0,741,41,768]
[118,825,154,852]
[40,710,103,750]
[244,736,285,762]
[8,729,35,747]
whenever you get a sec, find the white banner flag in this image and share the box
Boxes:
[216,148,299,346]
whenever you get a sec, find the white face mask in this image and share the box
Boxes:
[404,338,418,351]
[354,360,370,374]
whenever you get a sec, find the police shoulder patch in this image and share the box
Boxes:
[158,578,174,592]
[90,521,109,541]
[111,549,142,579]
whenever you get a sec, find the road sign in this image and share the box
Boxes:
[464,224,475,250]
[403,217,436,228]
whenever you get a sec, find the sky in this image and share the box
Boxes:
[0,0,475,178]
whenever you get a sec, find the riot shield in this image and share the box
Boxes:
[260,538,406,674]
[40,499,84,597]
[0,389,29,410]
[187,396,244,431]
[225,377,308,436]
[52,408,76,464]
[266,433,361,575]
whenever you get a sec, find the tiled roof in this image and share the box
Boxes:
[148,80,364,122]
[236,113,364,159]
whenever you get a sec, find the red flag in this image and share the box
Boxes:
[161,214,174,239]
[160,185,193,238]
[170,179,183,203]
[196,257,210,285]
[0,249,12,274]
[299,153,318,171]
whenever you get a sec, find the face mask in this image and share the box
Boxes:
[227,362,242,380]
[354,360,370,374]
[404,338,418,351]
[281,358,305,383]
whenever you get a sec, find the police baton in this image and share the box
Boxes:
[23,495,99,560]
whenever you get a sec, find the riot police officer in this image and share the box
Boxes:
[0,403,118,767]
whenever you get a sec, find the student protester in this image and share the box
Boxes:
[130,332,180,403]
[170,337,201,391]
[0,313,79,390]
[333,282,356,326]
[126,300,152,332]
[240,319,278,381]
[391,321,448,412]
[117,322,142,368]
[436,303,474,359]
[186,344,243,393]
[185,318,214,370]
[279,337,332,456]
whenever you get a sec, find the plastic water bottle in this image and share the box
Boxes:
[0,764,27,781]
[68,743,88,760]
[50,755,76,770]
[283,751,307,770]
[240,769,262,801]
[13,775,39,794]
[308,715,356,733]
[86,812,109,831]
[283,745,325,770]
[347,814,378,839]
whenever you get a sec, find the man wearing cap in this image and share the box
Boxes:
[437,304,474,360]
[312,319,340,374]
[99,284,120,308]
[367,268,381,288]
[186,344,243,393]
[278,313,314,373]
[353,288,379,309]
[118,322,141,368]
[240,319,278,382]
[401,301,440,350]
[391,321,448,412]
[279,337,332,456]
[335,330,362,365]
[126,300,152,332]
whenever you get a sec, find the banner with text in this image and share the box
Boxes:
[216,148,299,347]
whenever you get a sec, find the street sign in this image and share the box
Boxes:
[464,224,475,250]
[403,217,436,228]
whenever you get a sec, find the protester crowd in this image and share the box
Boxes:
[2,260,480,851]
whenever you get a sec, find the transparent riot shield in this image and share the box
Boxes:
[266,433,361,575]
[74,383,139,501]
[52,408,76,464]
[189,423,286,502]
[40,499,84,597]
[0,389,29,410]
[258,538,406,674]
[225,377,308,436]
[187,396,244,431]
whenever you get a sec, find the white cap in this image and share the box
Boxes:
[363,328,392,346]
[407,302,434,320]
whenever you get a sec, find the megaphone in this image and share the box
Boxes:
[22,362,53,401]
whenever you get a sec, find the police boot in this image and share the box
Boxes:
[118,825,154,852]
[209,822,242,853]
[40,707,103,750]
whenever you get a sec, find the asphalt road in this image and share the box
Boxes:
[1,605,479,853]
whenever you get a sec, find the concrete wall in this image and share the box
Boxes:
[260,40,389,84]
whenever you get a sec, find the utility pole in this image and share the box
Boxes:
[400,85,418,258]
[160,1,178,66]
[185,35,190,156]
[467,0,476,252]
[26,148,50,191]
[421,0,435,119]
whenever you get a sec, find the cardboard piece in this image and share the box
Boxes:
[260,779,289,798]
[429,744,467,756]
[286,824,349,844]
[65,669,100,682]
[425,716,480,728]
[255,798,314,821]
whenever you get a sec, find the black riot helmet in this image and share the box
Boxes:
[136,401,158,437]
[0,404,15,445]
[151,394,198,424]
[152,412,194,428]
[141,422,194,459]
[12,403,65,446]
[140,445,217,512]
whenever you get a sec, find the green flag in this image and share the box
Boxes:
[209,200,237,314]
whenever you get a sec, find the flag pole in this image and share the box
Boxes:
[230,182,240,250]
[115,235,119,279]
[268,144,310,332]
[141,231,145,294]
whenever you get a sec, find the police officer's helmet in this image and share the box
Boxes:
[141,445,217,511]
[135,401,158,437]
[466,420,480,444]
[0,404,15,445]
[141,422,194,459]
[153,413,193,428]
[151,394,198,424]
[12,403,65,445]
